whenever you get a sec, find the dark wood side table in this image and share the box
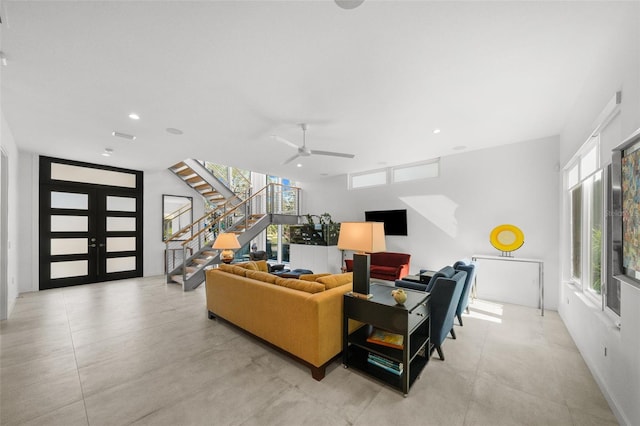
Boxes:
[342,284,430,396]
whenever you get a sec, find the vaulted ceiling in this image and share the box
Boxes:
[0,1,634,182]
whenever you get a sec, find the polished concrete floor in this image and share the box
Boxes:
[1,276,618,426]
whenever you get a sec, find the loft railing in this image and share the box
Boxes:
[164,182,300,274]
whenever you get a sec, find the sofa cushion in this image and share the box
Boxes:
[370,265,398,275]
[275,277,325,294]
[316,272,353,290]
[245,269,278,284]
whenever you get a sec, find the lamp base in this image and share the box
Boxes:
[220,249,235,264]
[352,252,371,296]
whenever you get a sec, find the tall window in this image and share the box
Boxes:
[567,143,603,301]
[570,183,582,281]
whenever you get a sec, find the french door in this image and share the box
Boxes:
[39,157,143,290]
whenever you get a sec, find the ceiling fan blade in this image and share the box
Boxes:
[271,135,299,149]
[309,149,355,159]
[282,153,301,165]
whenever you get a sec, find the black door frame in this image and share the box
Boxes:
[39,156,143,290]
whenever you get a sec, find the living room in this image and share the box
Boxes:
[1,1,640,425]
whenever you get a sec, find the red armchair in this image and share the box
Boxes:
[344,252,411,281]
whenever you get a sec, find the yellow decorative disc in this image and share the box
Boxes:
[490,224,524,252]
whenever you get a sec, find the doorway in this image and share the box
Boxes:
[39,157,143,290]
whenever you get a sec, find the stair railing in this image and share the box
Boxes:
[203,161,252,201]
[165,183,301,280]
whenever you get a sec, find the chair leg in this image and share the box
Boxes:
[457,313,464,326]
[435,345,444,360]
[450,328,456,339]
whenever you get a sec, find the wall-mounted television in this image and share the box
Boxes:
[364,209,408,236]
[611,127,640,290]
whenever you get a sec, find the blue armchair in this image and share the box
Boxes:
[452,259,477,326]
[429,270,466,360]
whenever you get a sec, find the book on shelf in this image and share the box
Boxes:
[367,358,403,376]
[366,328,404,349]
[368,353,403,371]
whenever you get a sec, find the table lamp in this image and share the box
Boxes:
[337,222,386,298]
[212,232,241,264]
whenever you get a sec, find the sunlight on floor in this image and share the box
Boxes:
[465,299,504,324]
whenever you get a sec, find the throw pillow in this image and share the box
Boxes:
[299,273,330,282]
[316,272,353,290]
[243,261,258,271]
[274,277,325,294]
[254,260,269,272]
[230,265,247,277]
[245,269,277,284]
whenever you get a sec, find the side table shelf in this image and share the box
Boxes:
[342,284,431,396]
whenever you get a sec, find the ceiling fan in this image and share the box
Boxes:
[272,123,355,165]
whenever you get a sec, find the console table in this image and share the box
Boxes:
[471,254,544,316]
[342,284,430,396]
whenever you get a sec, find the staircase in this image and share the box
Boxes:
[169,159,242,209]
[165,183,300,291]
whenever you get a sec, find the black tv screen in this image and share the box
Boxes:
[365,209,408,236]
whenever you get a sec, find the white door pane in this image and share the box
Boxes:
[51,192,88,210]
[106,217,136,232]
[107,237,136,252]
[107,196,136,212]
[106,256,136,273]
[51,215,88,232]
[51,163,136,188]
[51,238,88,255]
[50,260,88,279]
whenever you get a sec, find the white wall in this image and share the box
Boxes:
[1,113,20,316]
[303,135,560,309]
[557,4,640,425]
[143,169,205,276]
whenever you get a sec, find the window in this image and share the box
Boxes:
[566,141,603,301]
[587,171,603,295]
[350,169,388,189]
[570,184,582,281]
[349,159,440,189]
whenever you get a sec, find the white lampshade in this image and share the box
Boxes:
[212,233,241,250]
[337,222,386,253]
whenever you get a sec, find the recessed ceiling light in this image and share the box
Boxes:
[166,128,183,135]
[112,131,136,141]
[433,129,441,134]
[453,145,467,151]
[335,0,365,9]
[128,113,140,120]
[102,148,114,157]
[296,163,302,168]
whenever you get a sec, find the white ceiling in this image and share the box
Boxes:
[0,1,634,182]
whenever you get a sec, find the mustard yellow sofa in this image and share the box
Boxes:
[205,261,357,380]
